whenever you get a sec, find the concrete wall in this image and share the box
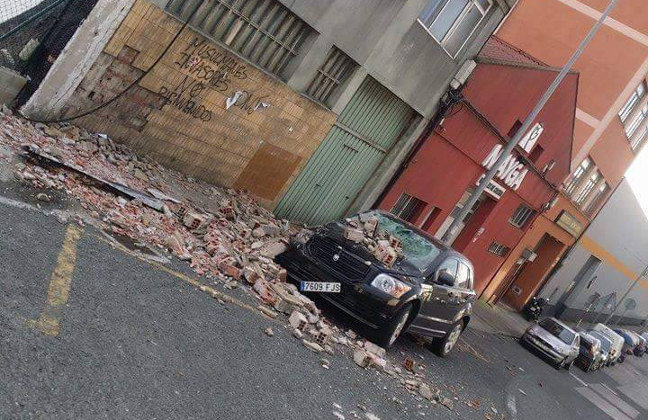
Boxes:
[21,0,515,210]
[540,180,648,324]
[55,1,336,208]
[0,67,27,106]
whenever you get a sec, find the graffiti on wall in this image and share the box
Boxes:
[159,75,212,121]
[159,35,271,119]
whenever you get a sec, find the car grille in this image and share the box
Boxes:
[307,236,370,281]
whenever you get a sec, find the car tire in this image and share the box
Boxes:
[431,320,464,357]
[374,303,413,348]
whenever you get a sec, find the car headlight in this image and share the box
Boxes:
[371,274,411,298]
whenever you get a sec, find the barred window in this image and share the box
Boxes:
[166,0,312,78]
[574,170,601,205]
[619,81,646,123]
[631,126,648,151]
[563,158,591,196]
[391,193,427,223]
[305,47,357,107]
[624,103,648,138]
[488,241,509,257]
[509,204,534,228]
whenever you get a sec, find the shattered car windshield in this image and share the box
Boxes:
[539,319,575,345]
[361,212,441,271]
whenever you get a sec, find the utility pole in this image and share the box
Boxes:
[442,0,621,244]
[603,265,648,324]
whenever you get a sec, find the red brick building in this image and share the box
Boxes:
[379,38,579,296]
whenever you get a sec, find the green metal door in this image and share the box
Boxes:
[275,77,416,224]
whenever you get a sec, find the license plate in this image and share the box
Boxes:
[300,281,341,293]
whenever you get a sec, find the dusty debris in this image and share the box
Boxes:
[303,339,324,353]
[36,192,50,202]
[404,357,416,372]
[0,113,482,415]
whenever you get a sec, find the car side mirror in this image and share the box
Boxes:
[436,270,454,286]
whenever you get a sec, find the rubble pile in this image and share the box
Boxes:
[344,214,403,267]
[0,109,483,416]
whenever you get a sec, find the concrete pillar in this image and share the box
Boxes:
[0,67,27,106]
[21,0,136,120]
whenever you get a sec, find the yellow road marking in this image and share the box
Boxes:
[93,234,266,317]
[27,225,84,336]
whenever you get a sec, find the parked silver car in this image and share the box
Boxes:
[521,318,580,370]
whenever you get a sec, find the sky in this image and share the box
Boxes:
[626,146,648,217]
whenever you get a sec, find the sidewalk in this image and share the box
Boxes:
[470,300,531,337]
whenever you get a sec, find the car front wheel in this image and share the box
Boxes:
[374,303,413,348]
[431,321,464,357]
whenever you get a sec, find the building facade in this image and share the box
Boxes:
[20,0,515,218]
[539,180,648,326]
[378,37,578,296]
[478,0,648,309]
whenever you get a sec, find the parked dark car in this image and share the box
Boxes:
[575,332,603,372]
[520,317,580,369]
[276,210,476,356]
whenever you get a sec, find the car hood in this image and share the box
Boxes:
[320,223,425,278]
[529,326,571,354]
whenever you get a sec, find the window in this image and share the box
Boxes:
[619,81,646,123]
[305,47,357,107]
[631,126,648,151]
[528,144,544,163]
[422,207,441,230]
[391,193,427,223]
[509,204,535,228]
[488,241,509,257]
[563,158,591,196]
[624,103,648,138]
[584,183,609,215]
[574,170,601,205]
[419,0,493,57]
[456,262,472,289]
[166,0,312,78]
[507,120,522,138]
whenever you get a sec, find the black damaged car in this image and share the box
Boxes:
[276,210,476,356]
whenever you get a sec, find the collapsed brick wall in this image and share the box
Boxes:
[61,0,336,208]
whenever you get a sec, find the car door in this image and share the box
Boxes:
[411,257,460,336]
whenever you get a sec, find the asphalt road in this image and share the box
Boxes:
[2,177,648,419]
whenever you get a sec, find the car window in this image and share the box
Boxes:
[539,319,575,345]
[590,332,611,352]
[434,258,458,284]
[456,262,471,289]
